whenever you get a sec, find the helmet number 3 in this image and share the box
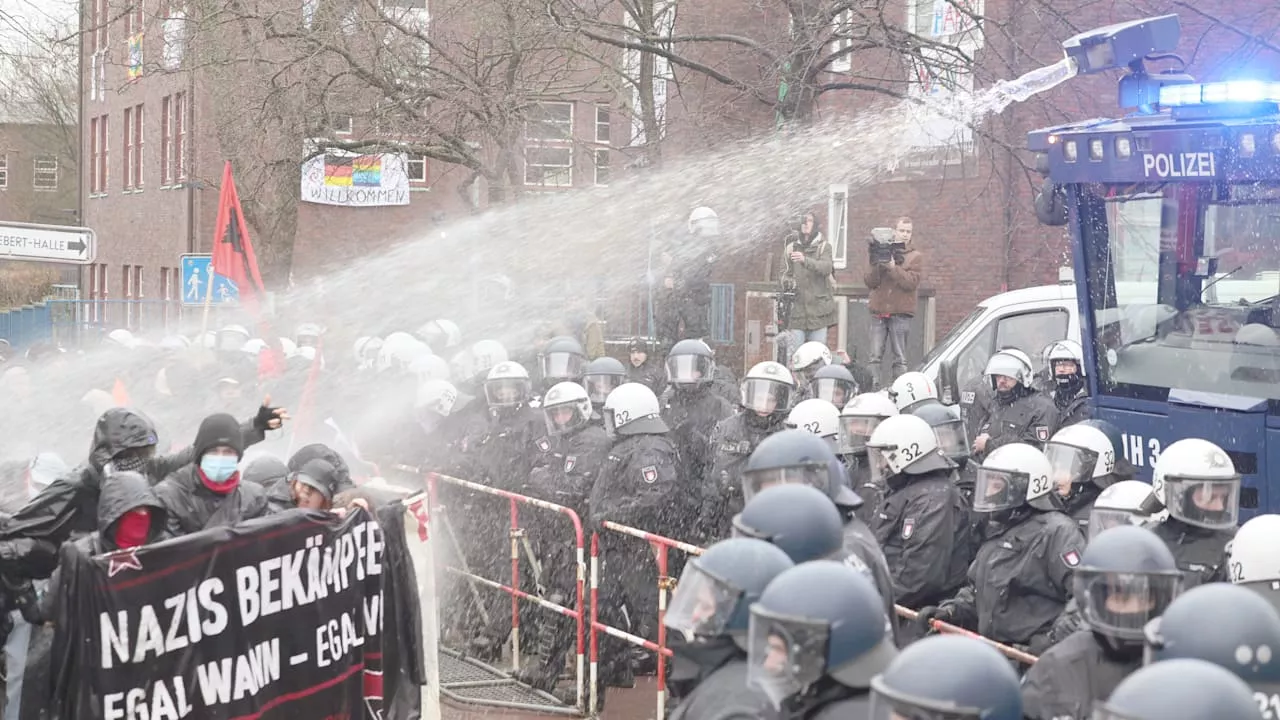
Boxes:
[1256,692,1280,719]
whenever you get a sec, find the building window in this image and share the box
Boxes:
[124,2,144,36]
[829,10,853,73]
[525,102,573,142]
[524,146,572,187]
[595,106,610,144]
[710,283,735,344]
[89,117,99,193]
[133,266,144,298]
[828,183,848,269]
[173,92,187,180]
[161,95,171,184]
[133,104,144,188]
[331,114,354,135]
[0,154,8,188]
[123,107,134,190]
[33,157,58,191]
[160,266,170,301]
[93,114,109,194]
[407,155,427,182]
[593,148,610,186]
[95,0,109,53]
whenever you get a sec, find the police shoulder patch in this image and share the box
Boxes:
[536,438,551,452]
[901,519,915,540]
[1061,549,1081,568]
[641,465,658,484]
[564,455,577,473]
[1034,425,1050,442]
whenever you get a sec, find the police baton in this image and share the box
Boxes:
[895,605,1038,665]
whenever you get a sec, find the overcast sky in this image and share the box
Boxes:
[0,0,77,54]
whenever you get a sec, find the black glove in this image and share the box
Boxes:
[915,605,953,634]
[0,539,60,578]
[253,402,282,432]
[10,579,41,626]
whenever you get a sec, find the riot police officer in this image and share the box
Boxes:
[864,414,968,610]
[808,363,858,409]
[887,371,939,414]
[583,356,627,414]
[1143,583,1280,701]
[518,381,610,691]
[1021,526,1182,719]
[664,538,794,711]
[1093,659,1260,720]
[661,339,734,499]
[786,398,841,451]
[738,429,898,640]
[1043,423,1119,533]
[973,348,1058,460]
[1044,339,1090,427]
[790,341,833,400]
[838,392,898,525]
[869,636,1023,720]
[703,361,796,539]
[1226,513,1280,610]
[732,484,846,564]
[1150,438,1239,589]
[957,369,995,449]
[917,443,1085,653]
[537,335,588,393]
[746,561,897,718]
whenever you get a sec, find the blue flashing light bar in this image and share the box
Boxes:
[1159,80,1280,107]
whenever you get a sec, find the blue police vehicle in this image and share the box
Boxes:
[1028,15,1280,517]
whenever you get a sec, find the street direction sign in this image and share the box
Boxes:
[0,221,96,264]
[180,254,240,306]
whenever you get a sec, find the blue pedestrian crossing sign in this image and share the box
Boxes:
[180,254,239,306]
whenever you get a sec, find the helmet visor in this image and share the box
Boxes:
[1044,442,1098,490]
[746,608,829,710]
[741,379,792,415]
[540,352,586,382]
[667,355,714,385]
[839,415,883,454]
[742,465,827,502]
[811,378,855,408]
[868,688,987,720]
[1073,570,1181,641]
[972,467,1026,513]
[664,563,741,641]
[932,419,970,460]
[484,378,530,407]
[585,374,623,405]
[1165,476,1240,529]
[543,402,589,436]
[866,446,896,486]
[1087,508,1145,540]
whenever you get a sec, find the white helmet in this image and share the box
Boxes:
[984,348,1035,389]
[1043,424,1116,492]
[1044,339,1085,376]
[866,413,952,479]
[278,337,299,358]
[542,381,593,436]
[484,361,531,407]
[415,379,459,418]
[417,319,463,352]
[296,345,319,363]
[790,341,832,374]
[688,206,720,236]
[470,339,510,379]
[106,328,137,349]
[740,361,795,415]
[1151,438,1240,530]
[888,371,937,411]
[1087,480,1166,539]
[216,324,250,352]
[785,399,840,444]
[241,338,267,355]
[409,353,451,383]
[975,443,1057,513]
[353,336,383,369]
[1228,515,1280,594]
[377,331,419,372]
[603,382,668,436]
[158,335,190,351]
[839,392,898,454]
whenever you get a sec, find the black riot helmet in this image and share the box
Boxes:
[1073,526,1182,645]
[583,356,626,407]
[1144,583,1280,694]
[870,635,1023,720]
[910,401,970,464]
[664,538,794,644]
[666,338,716,389]
[539,335,587,385]
[741,429,862,510]
[809,364,857,408]
[731,484,844,564]
[1094,658,1260,720]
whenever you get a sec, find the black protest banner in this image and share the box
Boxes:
[52,507,384,720]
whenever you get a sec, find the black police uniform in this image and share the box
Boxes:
[978,386,1059,458]
[872,468,969,608]
[839,517,901,645]
[1052,386,1091,428]
[1152,518,1235,589]
[662,386,734,505]
[703,412,786,539]
[1021,628,1141,719]
[670,660,771,720]
[957,375,994,447]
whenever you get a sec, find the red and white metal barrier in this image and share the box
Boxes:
[423,472,588,713]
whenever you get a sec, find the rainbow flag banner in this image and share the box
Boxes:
[302,151,410,207]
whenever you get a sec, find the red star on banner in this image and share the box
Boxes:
[107,548,144,578]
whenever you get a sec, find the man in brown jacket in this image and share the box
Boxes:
[863,216,924,388]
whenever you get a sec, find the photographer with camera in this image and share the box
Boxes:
[863,216,923,388]
[780,212,838,360]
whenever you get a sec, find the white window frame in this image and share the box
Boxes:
[523,146,573,187]
[595,105,611,144]
[407,155,427,182]
[593,148,610,186]
[525,102,574,142]
[331,114,354,135]
[33,156,58,191]
[830,9,853,73]
[828,183,849,269]
[0,154,8,188]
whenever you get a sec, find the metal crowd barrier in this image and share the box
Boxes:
[421,472,588,714]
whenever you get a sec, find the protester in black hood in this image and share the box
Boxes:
[0,399,285,572]
[153,413,270,538]
[32,470,167,624]
[266,458,342,512]
[287,443,356,492]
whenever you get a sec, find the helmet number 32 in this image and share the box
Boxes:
[898,442,922,462]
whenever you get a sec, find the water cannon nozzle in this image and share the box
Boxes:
[1062,14,1181,76]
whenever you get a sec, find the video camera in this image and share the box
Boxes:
[868,227,906,265]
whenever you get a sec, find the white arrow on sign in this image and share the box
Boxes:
[0,221,97,265]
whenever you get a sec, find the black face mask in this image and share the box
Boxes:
[109,454,151,475]
[1055,373,1084,398]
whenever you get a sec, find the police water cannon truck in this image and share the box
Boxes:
[1026,14,1280,518]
